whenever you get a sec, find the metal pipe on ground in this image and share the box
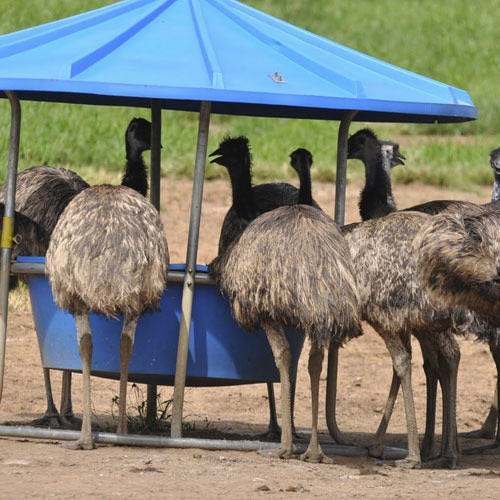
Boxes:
[0,425,407,459]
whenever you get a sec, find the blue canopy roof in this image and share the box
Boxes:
[0,0,477,123]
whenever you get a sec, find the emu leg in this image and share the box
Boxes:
[464,341,500,454]
[460,387,497,439]
[415,336,439,462]
[117,316,138,435]
[325,341,351,445]
[383,334,420,468]
[367,369,400,457]
[64,312,94,450]
[262,383,281,440]
[261,322,293,459]
[59,371,82,429]
[301,343,333,464]
[435,342,460,468]
[461,337,498,440]
[31,368,61,428]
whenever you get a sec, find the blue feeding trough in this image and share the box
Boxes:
[20,257,305,387]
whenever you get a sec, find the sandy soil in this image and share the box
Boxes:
[1,178,499,499]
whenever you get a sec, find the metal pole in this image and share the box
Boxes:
[171,101,211,438]
[146,99,162,427]
[326,110,357,443]
[0,91,20,402]
[0,424,407,459]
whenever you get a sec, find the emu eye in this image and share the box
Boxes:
[12,233,22,244]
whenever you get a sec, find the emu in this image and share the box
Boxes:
[211,147,361,461]
[0,116,154,429]
[416,204,500,453]
[46,185,169,449]
[209,137,319,439]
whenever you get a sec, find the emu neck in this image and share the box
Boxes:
[492,174,500,203]
[228,163,256,221]
[122,143,148,197]
[296,165,313,206]
[359,151,396,220]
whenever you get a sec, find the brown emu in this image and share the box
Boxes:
[211,202,362,462]
[340,210,481,468]
[341,136,498,465]
[209,137,319,439]
[416,205,500,453]
[0,117,154,429]
[46,185,168,449]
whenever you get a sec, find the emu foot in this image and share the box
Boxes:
[460,428,496,440]
[422,455,458,469]
[258,447,294,460]
[367,440,385,458]
[31,412,62,429]
[257,426,302,442]
[62,438,95,451]
[463,443,500,455]
[420,440,435,462]
[60,414,84,430]
[300,447,333,464]
[394,457,421,469]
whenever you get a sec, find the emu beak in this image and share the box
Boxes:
[209,147,223,164]
[391,151,406,167]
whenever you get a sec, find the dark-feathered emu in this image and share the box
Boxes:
[46,185,169,450]
[416,205,500,453]
[341,210,485,467]
[209,136,319,439]
[0,117,154,430]
[211,203,362,462]
[0,165,89,427]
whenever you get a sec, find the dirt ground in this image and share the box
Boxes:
[1,177,499,499]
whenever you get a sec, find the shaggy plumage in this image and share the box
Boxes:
[213,205,362,345]
[341,210,485,467]
[0,203,49,260]
[416,205,500,330]
[0,166,90,235]
[47,185,168,318]
[46,184,169,450]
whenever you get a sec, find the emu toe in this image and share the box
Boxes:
[62,437,95,451]
[300,448,333,464]
[463,443,500,455]
[394,457,421,469]
[31,412,62,429]
[259,447,294,460]
[460,427,496,440]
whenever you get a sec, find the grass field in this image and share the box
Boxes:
[0,0,498,190]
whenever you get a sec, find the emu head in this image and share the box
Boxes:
[126,117,153,154]
[289,148,313,174]
[380,140,406,168]
[347,128,380,163]
[209,136,251,174]
[490,147,500,176]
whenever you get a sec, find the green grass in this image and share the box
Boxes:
[0,0,498,190]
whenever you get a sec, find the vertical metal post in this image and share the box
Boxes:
[0,91,21,402]
[146,99,162,427]
[326,110,357,443]
[171,101,211,438]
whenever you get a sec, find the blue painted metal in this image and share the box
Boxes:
[0,0,476,123]
[19,257,305,386]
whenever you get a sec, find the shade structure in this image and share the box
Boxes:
[0,0,476,123]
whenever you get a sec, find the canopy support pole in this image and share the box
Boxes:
[171,101,211,438]
[146,99,162,427]
[0,91,20,402]
[326,110,357,443]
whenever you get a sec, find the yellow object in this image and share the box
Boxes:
[0,217,14,249]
